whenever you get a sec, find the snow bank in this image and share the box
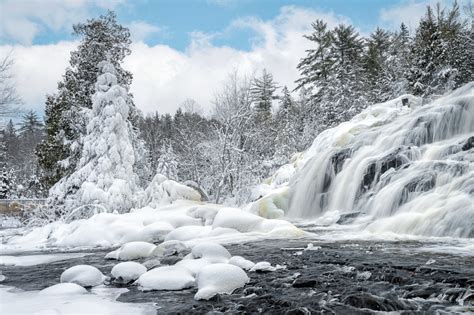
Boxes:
[137,265,195,291]
[60,265,106,287]
[194,263,249,300]
[111,262,147,282]
[190,242,231,263]
[1,285,155,314]
[3,200,304,252]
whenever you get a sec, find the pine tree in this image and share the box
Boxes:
[295,19,334,98]
[274,86,298,161]
[250,69,278,117]
[47,60,141,216]
[0,131,10,199]
[36,11,147,191]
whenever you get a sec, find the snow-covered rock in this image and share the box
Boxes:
[121,221,174,243]
[39,283,87,295]
[164,225,212,241]
[137,266,195,291]
[228,256,255,271]
[194,263,249,300]
[175,258,212,276]
[111,262,147,283]
[191,242,231,263]
[151,240,188,257]
[249,187,288,219]
[105,241,156,260]
[212,208,263,233]
[60,265,105,287]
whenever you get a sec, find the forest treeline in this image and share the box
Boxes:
[1,1,472,205]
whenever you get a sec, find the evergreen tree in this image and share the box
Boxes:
[36,11,147,191]
[250,69,278,117]
[47,60,141,216]
[295,20,334,98]
[274,87,298,160]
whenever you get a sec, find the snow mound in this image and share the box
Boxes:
[141,174,202,207]
[212,208,263,232]
[194,263,249,300]
[187,205,220,225]
[39,283,87,295]
[137,265,195,291]
[121,221,174,243]
[228,256,255,271]
[151,240,189,257]
[175,258,212,276]
[105,241,156,260]
[111,262,147,283]
[60,265,106,287]
[191,242,231,263]
[165,225,212,241]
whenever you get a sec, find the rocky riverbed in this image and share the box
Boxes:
[1,237,473,314]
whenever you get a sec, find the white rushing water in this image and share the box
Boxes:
[288,83,474,238]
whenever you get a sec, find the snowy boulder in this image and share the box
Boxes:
[176,258,212,276]
[228,256,255,271]
[137,266,195,291]
[141,174,202,207]
[39,283,87,295]
[105,241,156,260]
[60,265,106,287]
[111,262,147,283]
[151,240,189,257]
[194,263,249,300]
[191,242,231,263]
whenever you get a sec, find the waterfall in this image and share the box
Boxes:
[288,83,474,238]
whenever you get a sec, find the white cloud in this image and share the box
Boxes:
[0,0,125,45]
[379,0,457,31]
[128,21,162,43]
[1,6,351,116]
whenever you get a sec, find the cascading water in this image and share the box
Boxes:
[288,83,474,238]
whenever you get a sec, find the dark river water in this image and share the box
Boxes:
[1,237,473,314]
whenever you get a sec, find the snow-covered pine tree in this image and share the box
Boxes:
[250,69,278,117]
[0,131,10,199]
[47,60,141,216]
[156,143,179,181]
[36,11,148,191]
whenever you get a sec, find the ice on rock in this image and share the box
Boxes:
[111,262,147,283]
[137,265,195,291]
[105,241,156,260]
[151,240,188,257]
[228,256,255,271]
[39,283,87,295]
[194,263,249,300]
[60,265,106,287]
[250,261,285,272]
[191,242,231,263]
[249,187,288,219]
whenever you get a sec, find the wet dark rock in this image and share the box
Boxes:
[336,211,363,225]
[159,255,181,265]
[292,277,317,288]
[461,136,474,151]
[343,292,409,311]
[284,307,312,315]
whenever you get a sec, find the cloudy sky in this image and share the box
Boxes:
[0,0,461,118]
